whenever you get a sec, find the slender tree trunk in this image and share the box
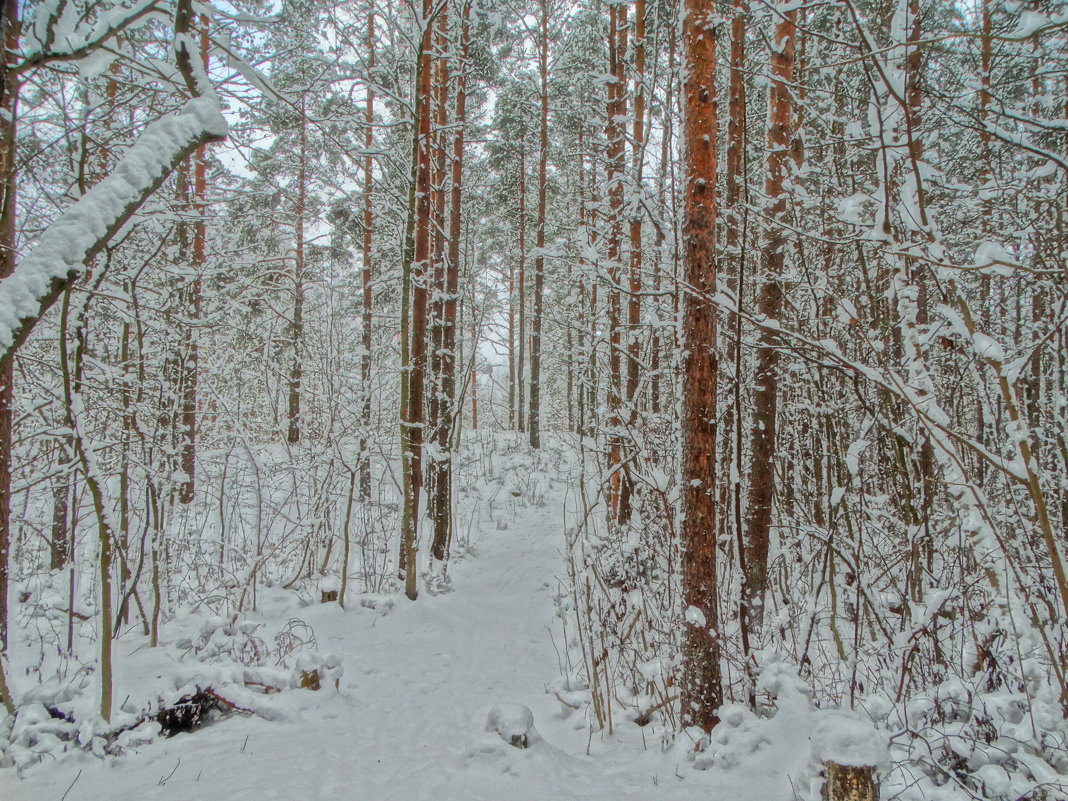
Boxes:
[740,2,796,643]
[724,0,751,670]
[517,143,527,434]
[470,369,478,429]
[615,0,646,521]
[360,4,376,502]
[528,0,549,449]
[50,470,71,570]
[626,0,646,417]
[679,0,722,732]
[507,255,516,429]
[431,0,471,562]
[400,0,434,599]
[606,1,628,525]
[650,20,676,417]
[178,14,209,501]
[576,140,590,435]
[901,0,936,591]
[288,97,307,445]
[428,9,449,478]
[0,0,19,668]
[60,287,115,722]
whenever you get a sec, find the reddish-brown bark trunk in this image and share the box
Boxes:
[679,0,722,732]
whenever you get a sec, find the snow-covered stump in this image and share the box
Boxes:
[486,703,538,749]
[319,576,340,604]
[811,712,886,801]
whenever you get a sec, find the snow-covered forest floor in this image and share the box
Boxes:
[4,435,883,801]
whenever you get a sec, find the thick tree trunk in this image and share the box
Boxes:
[679,0,722,732]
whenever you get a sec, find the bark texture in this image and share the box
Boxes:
[679,0,722,732]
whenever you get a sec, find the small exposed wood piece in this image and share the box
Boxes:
[320,590,338,604]
[822,762,879,801]
[299,669,321,691]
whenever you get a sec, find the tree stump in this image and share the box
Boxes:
[320,589,338,604]
[822,762,878,801]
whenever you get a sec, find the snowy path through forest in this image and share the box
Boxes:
[6,468,709,801]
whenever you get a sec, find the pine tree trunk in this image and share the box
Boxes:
[605,2,628,525]
[741,2,796,643]
[679,0,722,732]
[527,0,549,449]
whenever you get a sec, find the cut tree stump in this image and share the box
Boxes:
[822,762,878,801]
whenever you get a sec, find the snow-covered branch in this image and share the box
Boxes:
[0,96,226,359]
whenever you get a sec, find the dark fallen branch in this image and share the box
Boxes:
[156,686,252,737]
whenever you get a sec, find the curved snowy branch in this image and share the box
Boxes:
[0,96,227,359]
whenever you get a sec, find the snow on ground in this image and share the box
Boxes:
[3,441,825,801]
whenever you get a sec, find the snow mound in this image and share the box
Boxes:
[810,711,888,767]
[486,703,538,749]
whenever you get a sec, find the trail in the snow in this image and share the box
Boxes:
[5,467,696,801]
